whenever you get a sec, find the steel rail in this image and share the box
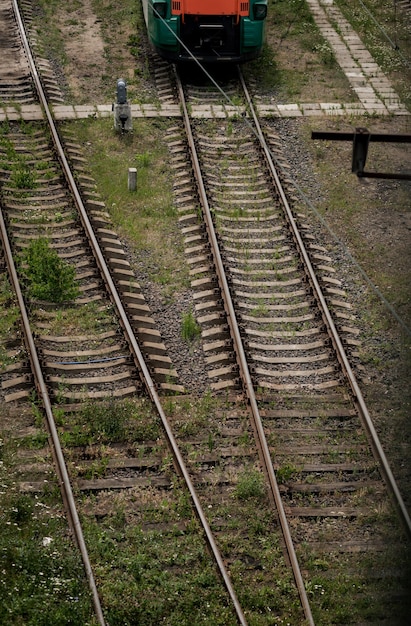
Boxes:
[174,65,315,626]
[8,2,106,624]
[10,2,248,624]
[0,206,107,626]
[238,68,411,539]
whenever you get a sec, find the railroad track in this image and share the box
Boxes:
[1,0,410,624]
[0,3,252,625]
[161,65,411,622]
[0,0,63,105]
[0,3,305,624]
[0,121,188,401]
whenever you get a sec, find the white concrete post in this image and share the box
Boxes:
[128,168,137,192]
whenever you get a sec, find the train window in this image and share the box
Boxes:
[153,2,167,18]
[253,4,267,20]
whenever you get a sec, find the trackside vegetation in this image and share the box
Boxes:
[22,238,79,303]
[0,0,409,624]
[0,432,97,625]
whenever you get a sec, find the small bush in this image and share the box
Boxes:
[23,238,79,303]
[10,165,37,189]
[234,469,266,500]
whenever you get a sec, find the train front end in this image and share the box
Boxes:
[145,0,267,63]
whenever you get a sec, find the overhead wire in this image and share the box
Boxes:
[150,4,411,338]
[353,0,411,69]
[357,0,399,50]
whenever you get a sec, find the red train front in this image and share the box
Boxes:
[143,0,267,63]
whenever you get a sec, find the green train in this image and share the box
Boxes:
[142,0,267,63]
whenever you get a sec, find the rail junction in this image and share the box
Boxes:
[1,0,410,624]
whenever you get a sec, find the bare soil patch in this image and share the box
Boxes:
[52,0,106,102]
[265,30,355,103]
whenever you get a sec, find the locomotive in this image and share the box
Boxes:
[142,0,267,63]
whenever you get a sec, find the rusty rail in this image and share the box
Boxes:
[9,2,248,624]
[174,64,316,626]
[238,67,411,540]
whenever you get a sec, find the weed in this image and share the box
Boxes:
[0,119,10,135]
[61,399,161,446]
[234,468,266,500]
[276,463,298,484]
[238,431,250,446]
[21,432,49,449]
[10,164,37,189]
[176,490,193,519]
[196,390,215,419]
[82,399,127,442]
[181,310,201,343]
[136,151,150,167]
[163,397,177,416]
[21,238,79,303]
[312,41,336,67]
[127,33,142,58]
[83,457,110,479]
[31,400,44,429]
[9,494,34,524]
[250,302,269,317]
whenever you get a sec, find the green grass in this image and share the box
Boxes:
[36,301,115,337]
[299,545,411,625]
[59,398,161,447]
[0,432,96,625]
[66,118,189,302]
[0,274,20,371]
[81,513,238,626]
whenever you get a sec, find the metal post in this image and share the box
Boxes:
[352,127,370,176]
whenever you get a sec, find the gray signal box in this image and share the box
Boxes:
[113,79,132,131]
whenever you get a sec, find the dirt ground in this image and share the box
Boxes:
[51,0,107,101]
[43,0,145,103]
